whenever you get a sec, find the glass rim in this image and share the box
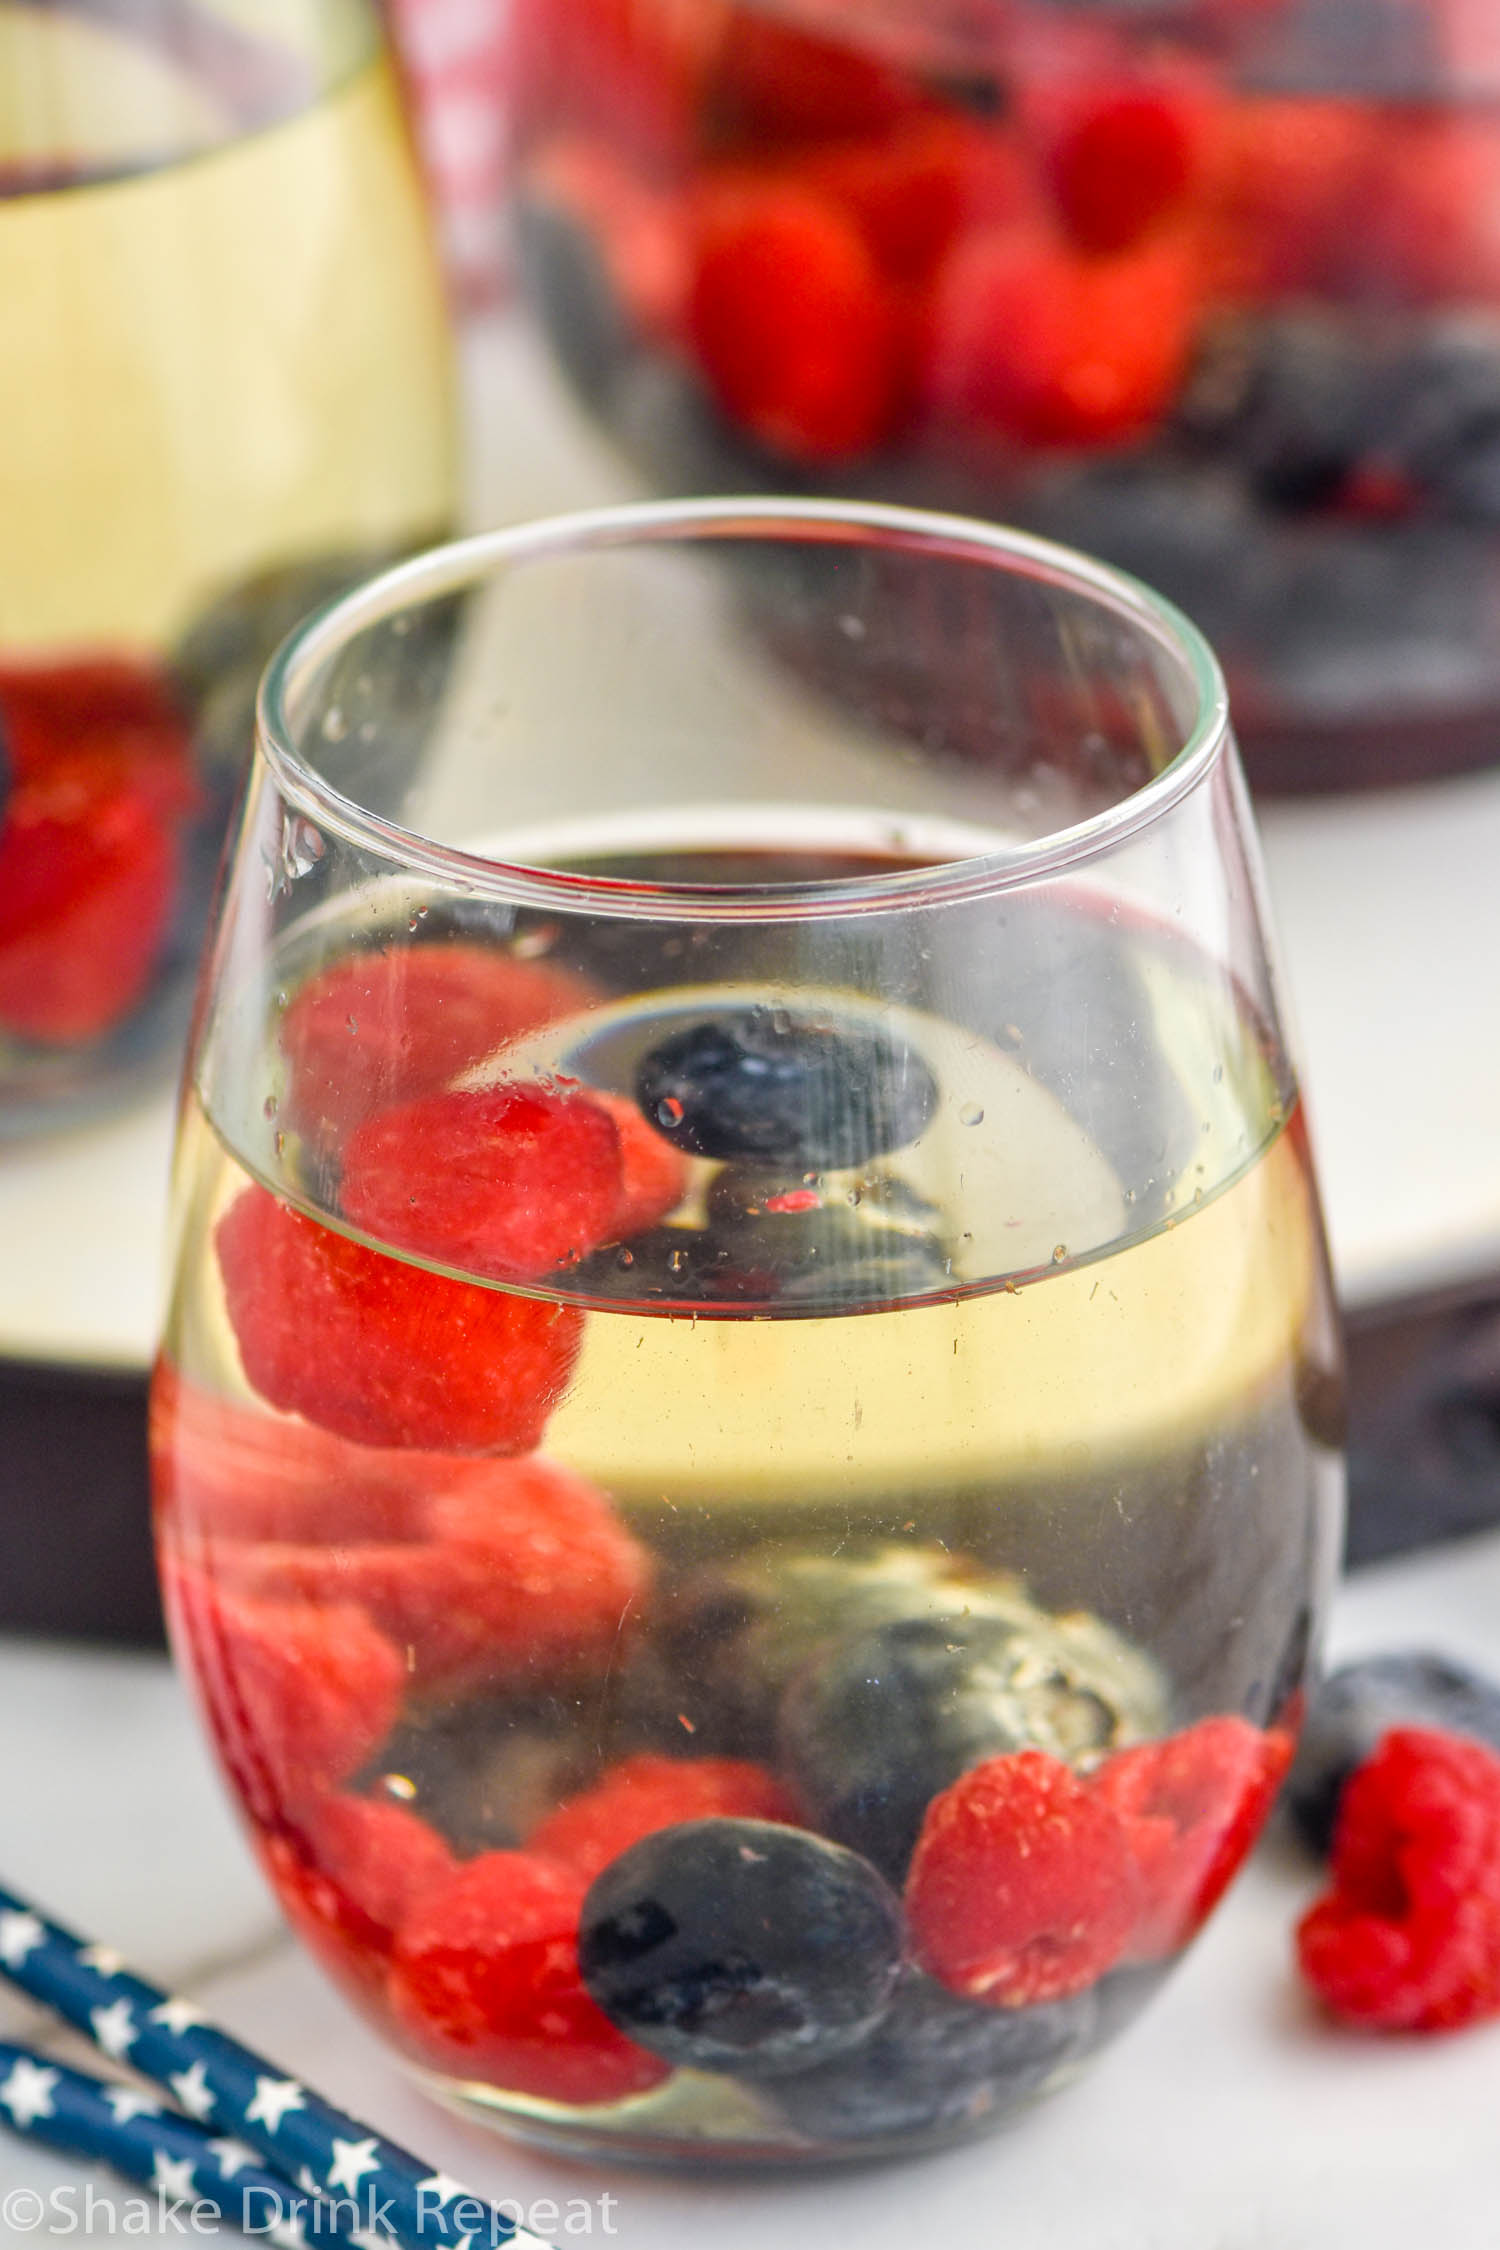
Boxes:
[257,497,1232,921]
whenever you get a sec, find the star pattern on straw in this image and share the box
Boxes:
[79,1944,126,1976]
[207,2137,256,2179]
[170,2059,216,2122]
[90,1999,138,2061]
[0,1912,44,1970]
[418,2173,470,2207]
[270,2217,311,2250]
[245,2075,306,2133]
[151,1997,209,2037]
[151,2150,199,2202]
[329,2136,382,2194]
[104,2086,162,2124]
[0,2055,57,2129]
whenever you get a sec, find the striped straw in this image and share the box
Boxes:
[0,1883,554,2250]
[0,2039,357,2245]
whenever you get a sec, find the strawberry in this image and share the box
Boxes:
[339,1082,625,1280]
[215,1185,584,1454]
[388,1850,672,2103]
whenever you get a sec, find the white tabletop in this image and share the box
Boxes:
[4,319,1500,1370]
[3,1526,1498,2243]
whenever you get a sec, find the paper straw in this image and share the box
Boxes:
[0,1883,554,2250]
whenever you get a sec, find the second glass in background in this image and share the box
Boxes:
[0,0,456,1133]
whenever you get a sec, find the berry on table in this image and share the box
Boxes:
[388,1850,671,2105]
[1296,1727,1500,2032]
[279,943,594,1147]
[771,1968,1098,2144]
[1039,75,1216,256]
[1093,1715,1293,1958]
[634,1006,938,1169]
[906,1750,1139,2006]
[779,1613,1135,1884]
[340,1082,625,1281]
[215,1184,584,1454]
[1285,1651,1500,1857]
[162,1562,405,1824]
[217,1453,653,1701]
[527,1753,803,1882]
[578,1817,904,2078]
[687,179,908,464]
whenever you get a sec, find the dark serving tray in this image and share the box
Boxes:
[2,1275,1498,1645]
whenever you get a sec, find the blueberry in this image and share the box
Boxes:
[771,1969,1096,2145]
[1375,321,1500,522]
[634,1008,938,1169]
[779,1614,1137,1882]
[1178,315,1374,510]
[1286,1651,1500,1856]
[578,1818,904,2079]
[667,1543,1167,1762]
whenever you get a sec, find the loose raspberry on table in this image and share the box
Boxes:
[1093,1716,1293,1958]
[340,1082,624,1281]
[1296,1726,1500,2033]
[150,1362,443,1545]
[688,178,908,464]
[263,1795,457,1998]
[1037,74,1217,256]
[215,1454,653,1701]
[278,943,594,1147]
[215,1185,584,1454]
[905,1749,1139,2007]
[388,1850,671,2105]
[162,1562,404,1825]
[527,1753,803,1882]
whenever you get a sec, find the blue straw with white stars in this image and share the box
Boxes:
[0,2040,349,2246]
[0,1884,554,2250]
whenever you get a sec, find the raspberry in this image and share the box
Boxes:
[388,1851,671,2103]
[263,1795,456,1998]
[706,15,921,151]
[1296,1728,1500,2032]
[806,119,1035,286]
[340,1083,624,1281]
[0,756,179,1044]
[527,1753,802,1882]
[1041,79,1215,255]
[1093,1717,1293,1958]
[216,1185,584,1454]
[150,1362,441,1544]
[905,1750,1139,2007]
[0,656,193,788]
[688,178,908,464]
[162,1562,404,1824]
[588,1091,690,1238]
[278,943,594,1147]
[215,1454,653,1700]
[927,224,1197,448]
[1205,98,1375,299]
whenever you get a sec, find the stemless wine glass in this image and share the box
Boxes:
[151,499,1344,2167]
[0,0,455,1131]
